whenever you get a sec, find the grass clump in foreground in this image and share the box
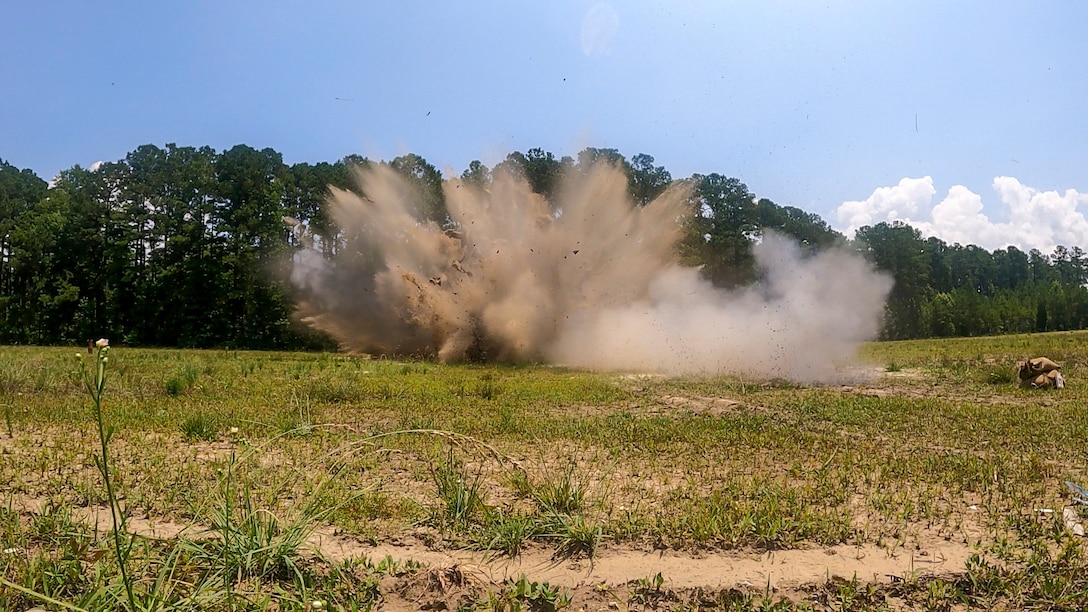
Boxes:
[0,331,1086,609]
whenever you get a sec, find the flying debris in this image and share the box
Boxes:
[290,163,891,381]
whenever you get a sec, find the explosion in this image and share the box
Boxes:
[290,162,891,382]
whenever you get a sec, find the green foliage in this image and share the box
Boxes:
[388,152,449,225]
[480,511,539,558]
[2,402,11,437]
[684,173,759,287]
[179,412,220,442]
[977,363,1016,385]
[628,572,672,608]
[652,477,853,549]
[165,363,199,396]
[546,513,605,561]
[164,377,185,397]
[183,476,326,583]
[856,221,1088,339]
[530,464,586,516]
[628,153,672,206]
[429,449,489,532]
[276,393,318,436]
[4,149,1088,346]
[479,574,572,611]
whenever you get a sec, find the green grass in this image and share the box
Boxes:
[1,333,1087,609]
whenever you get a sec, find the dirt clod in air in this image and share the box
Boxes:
[291,163,891,382]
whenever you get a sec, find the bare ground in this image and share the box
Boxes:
[7,494,981,610]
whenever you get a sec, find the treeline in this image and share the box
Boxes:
[857,221,1088,339]
[1,144,1087,348]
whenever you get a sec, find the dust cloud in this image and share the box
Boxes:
[290,163,891,382]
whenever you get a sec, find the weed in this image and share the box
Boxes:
[481,574,572,611]
[429,448,488,532]
[310,558,382,609]
[922,577,960,611]
[81,339,138,610]
[278,391,318,436]
[480,510,539,557]
[977,363,1015,385]
[179,412,220,442]
[0,360,26,395]
[629,572,673,607]
[183,475,326,583]
[532,463,586,515]
[377,382,405,400]
[301,377,362,404]
[164,377,185,396]
[366,554,424,576]
[547,513,604,561]
[475,374,502,400]
[164,363,199,396]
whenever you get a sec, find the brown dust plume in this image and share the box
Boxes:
[290,163,891,382]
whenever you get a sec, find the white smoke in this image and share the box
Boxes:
[548,234,891,381]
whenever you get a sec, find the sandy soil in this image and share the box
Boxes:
[11,488,982,610]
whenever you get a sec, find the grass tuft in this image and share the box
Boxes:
[179,412,220,442]
[429,448,488,532]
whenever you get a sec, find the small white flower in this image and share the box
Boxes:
[76,352,83,359]
[95,338,109,348]
[311,601,325,610]
[229,427,240,435]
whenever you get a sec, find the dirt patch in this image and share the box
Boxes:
[11,494,980,609]
[835,366,1052,406]
[315,535,976,589]
[329,534,978,610]
[12,495,196,541]
[656,395,748,417]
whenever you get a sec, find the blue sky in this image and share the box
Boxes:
[3,1,1087,252]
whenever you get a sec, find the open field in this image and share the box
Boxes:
[1,332,1087,610]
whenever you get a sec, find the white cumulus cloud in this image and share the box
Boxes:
[834,177,1088,254]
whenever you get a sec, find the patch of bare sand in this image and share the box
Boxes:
[325,533,981,610]
[14,493,979,589]
[841,365,1068,407]
[657,395,748,417]
[10,494,983,610]
[312,529,978,591]
[13,495,195,541]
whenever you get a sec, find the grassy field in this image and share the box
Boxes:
[1,332,1087,610]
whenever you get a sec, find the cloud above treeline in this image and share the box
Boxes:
[834,177,1088,254]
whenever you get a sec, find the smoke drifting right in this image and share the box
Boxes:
[290,163,891,382]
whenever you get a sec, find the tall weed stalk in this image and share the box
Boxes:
[80,339,138,611]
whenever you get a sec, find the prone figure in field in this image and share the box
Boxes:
[1016,357,1064,389]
